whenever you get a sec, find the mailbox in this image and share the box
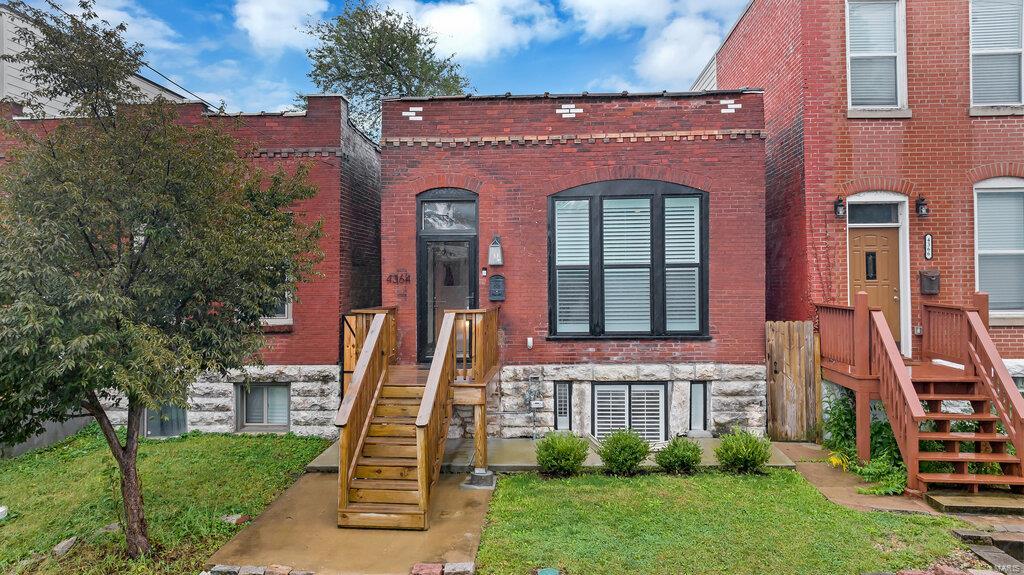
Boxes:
[488,274,506,301]
[920,270,940,295]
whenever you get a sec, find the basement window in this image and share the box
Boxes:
[591,382,667,442]
[237,384,290,432]
[555,382,572,430]
[145,404,187,438]
[690,382,708,432]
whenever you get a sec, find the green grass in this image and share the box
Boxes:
[0,424,329,574]
[477,471,967,575]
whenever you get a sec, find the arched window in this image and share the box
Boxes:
[976,177,1024,312]
[548,180,709,337]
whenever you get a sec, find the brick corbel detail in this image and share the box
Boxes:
[540,165,715,196]
[839,177,915,198]
[405,172,492,197]
[967,162,1024,183]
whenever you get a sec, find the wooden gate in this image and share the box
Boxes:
[765,321,821,441]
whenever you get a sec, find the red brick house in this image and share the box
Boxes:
[692,0,1024,490]
[378,92,769,440]
[694,0,1024,368]
[2,95,381,439]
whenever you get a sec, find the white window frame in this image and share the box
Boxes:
[590,382,668,442]
[261,296,293,326]
[236,383,291,432]
[845,0,909,111]
[554,382,572,430]
[970,0,1024,107]
[974,177,1024,320]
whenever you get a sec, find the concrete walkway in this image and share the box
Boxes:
[207,473,491,575]
[307,437,796,473]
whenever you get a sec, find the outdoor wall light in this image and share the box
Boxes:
[915,196,930,218]
[833,196,847,219]
[488,235,504,266]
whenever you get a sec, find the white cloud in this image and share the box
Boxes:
[633,15,722,88]
[54,0,183,52]
[195,78,298,113]
[387,0,563,63]
[560,0,675,39]
[233,0,329,54]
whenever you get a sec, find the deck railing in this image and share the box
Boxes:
[335,309,396,511]
[921,303,967,364]
[342,307,397,393]
[452,307,501,384]
[817,303,857,367]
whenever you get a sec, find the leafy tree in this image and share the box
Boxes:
[0,1,322,558]
[306,0,472,137]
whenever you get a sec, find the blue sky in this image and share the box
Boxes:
[83,0,749,113]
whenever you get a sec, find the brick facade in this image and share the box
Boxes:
[380,93,767,366]
[710,0,1024,360]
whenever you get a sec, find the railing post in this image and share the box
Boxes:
[338,428,350,509]
[853,291,870,376]
[975,292,990,329]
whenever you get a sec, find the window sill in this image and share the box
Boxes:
[546,334,712,342]
[847,108,913,119]
[236,427,289,434]
[262,323,294,334]
[989,313,1024,327]
[970,105,1024,117]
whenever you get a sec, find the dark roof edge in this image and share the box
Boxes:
[384,88,765,102]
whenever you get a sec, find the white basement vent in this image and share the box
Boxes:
[720,99,742,114]
[593,383,666,442]
[402,106,423,121]
[557,103,584,118]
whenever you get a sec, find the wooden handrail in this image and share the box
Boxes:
[965,306,1024,455]
[335,310,395,512]
[869,310,924,475]
[921,303,968,364]
[814,293,872,376]
[449,307,500,385]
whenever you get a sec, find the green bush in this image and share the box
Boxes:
[715,428,771,474]
[598,430,650,476]
[655,436,703,475]
[535,432,590,477]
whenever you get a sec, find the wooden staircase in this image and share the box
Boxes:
[818,292,1024,493]
[335,307,499,529]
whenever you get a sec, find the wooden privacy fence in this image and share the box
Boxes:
[765,321,820,442]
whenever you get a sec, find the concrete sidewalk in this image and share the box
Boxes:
[207,473,491,575]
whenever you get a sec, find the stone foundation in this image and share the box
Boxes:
[451,363,767,439]
[104,365,340,439]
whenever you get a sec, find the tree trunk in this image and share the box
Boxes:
[84,393,152,558]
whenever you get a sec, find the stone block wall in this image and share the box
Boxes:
[448,362,767,439]
[104,365,340,439]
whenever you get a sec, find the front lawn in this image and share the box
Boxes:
[0,424,329,574]
[477,471,966,575]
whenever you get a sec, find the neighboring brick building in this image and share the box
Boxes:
[3,95,381,439]
[695,0,1024,371]
[380,91,769,438]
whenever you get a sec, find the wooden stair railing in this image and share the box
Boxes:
[335,309,396,522]
[342,307,397,393]
[452,308,501,385]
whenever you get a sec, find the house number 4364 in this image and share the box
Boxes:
[924,234,933,260]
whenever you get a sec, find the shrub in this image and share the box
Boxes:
[715,428,771,474]
[655,436,703,475]
[598,430,650,476]
[535,432,590,477]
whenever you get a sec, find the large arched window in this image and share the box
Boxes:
[976,177,1024,313]
[548,179,709,338]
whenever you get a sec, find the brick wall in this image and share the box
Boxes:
[380,93,767,365]
[714,0,1024,359]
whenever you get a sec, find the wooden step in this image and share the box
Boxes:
[368,423,416,437]
[351,478,419,490]
[376,397,422,405]
[921,413,1000,422]
[350,487,420,505]
[381,386,425,399]
[375,403,419,417]
[917,452,1019,463]
[918,473,1024,486]
[362,441,417,458]
[918,432,1012,442]
[918,393,991,402]
[355,460,418,480]
[339,503,426,530]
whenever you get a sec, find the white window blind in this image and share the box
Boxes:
[243,385,290,427]
[592,384,666,441]
[593,385,628,439]
[266,386,289,425]
[603,199,652,333]
[665,197,701,332]
[978,189,1024,310]
[555,382,571,430]
[555,200,590,333]
[690,382,707,431]
[972,0,1024,104]
[848,0,900,107]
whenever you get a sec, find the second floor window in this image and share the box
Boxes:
[847,0,904,108]
[971,0,1024,105]
[549,180,708,338]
